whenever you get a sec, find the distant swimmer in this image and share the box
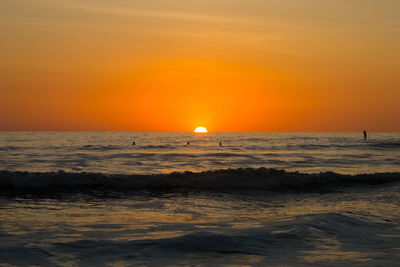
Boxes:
[132,141,136,145]
[187,141,190,145]
[219,142,222,146]
[363,130,367,141]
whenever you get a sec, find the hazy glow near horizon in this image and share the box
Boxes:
[1,0,399,131]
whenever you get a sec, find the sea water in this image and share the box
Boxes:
[1,132,400,174]
[0,132,399,266]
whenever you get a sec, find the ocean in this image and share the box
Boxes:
[0,132,399,266]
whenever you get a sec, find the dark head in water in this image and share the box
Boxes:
[219,142,222,146]
[132,141,136,145]
[187,141,190,145]
[363,130,367,141]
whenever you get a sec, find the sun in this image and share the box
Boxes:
[194,127,208,133]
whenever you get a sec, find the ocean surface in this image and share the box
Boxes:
[0,132,399,266]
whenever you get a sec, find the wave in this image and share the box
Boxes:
[368,141,400,149]
[1,212,396,266]
[79,145,122,151]
[0,168,399,192]
[0,146,28,151]
[140,144,177,149]
[77,144,181,151]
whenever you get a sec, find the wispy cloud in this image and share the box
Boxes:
[53,0,264,26]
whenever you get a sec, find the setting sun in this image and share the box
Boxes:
[194,127,208,133]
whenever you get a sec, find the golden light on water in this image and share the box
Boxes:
[194,127,207,133]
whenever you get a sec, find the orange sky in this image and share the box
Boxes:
[1,0,399,131]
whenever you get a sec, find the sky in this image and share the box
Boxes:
[1,0,399,132]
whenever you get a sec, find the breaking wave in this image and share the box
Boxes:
[0,168,399,191]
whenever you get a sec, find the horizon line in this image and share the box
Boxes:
[1,130,399,133]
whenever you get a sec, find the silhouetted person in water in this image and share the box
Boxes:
[219,142,222,146]
[132,141,136,145]
[363,130,367,141]
[187,141,190,145]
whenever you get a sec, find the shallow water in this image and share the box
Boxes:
[0,132,399,266]
[1,184,399,266]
